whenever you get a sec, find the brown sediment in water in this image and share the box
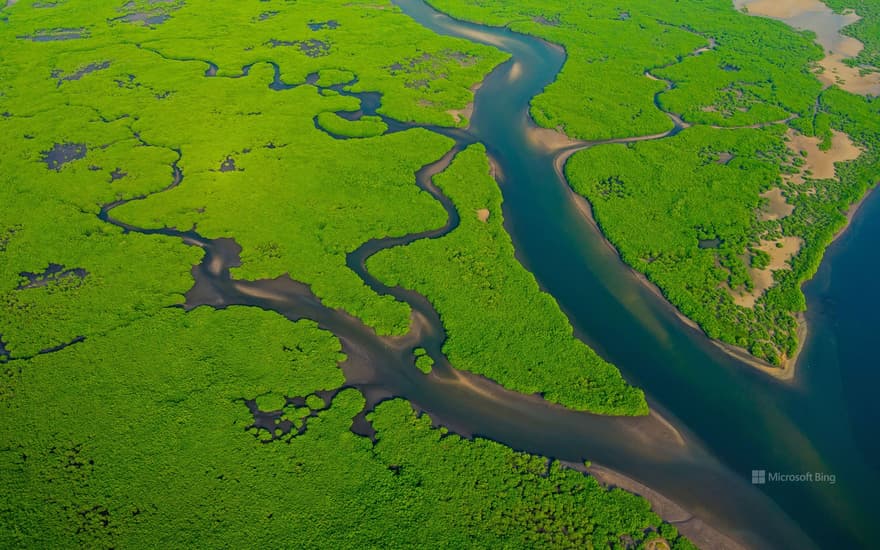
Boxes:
[507,59,523,82]
[487,154,503,182]
[426,360,689,451]
[564,191,676,348]
[449,24,510,49]
[734,0,880,95]
[648,409,686,447]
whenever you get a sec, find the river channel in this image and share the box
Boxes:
[99,0,880,546]
[389,1,879,548]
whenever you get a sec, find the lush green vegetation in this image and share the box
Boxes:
[0,307,689,547]
[1,0,506,125]
[432,0,880,365]
[566,90,880,365]
[824,0,880,67]
[0,0,507,338]
[0,107,201,356]
[414,347,434,374]
[315,112,388,138]
[567,126,800,362]
[566,87,880,364]
[369,145,647,414]
[431,0,822,139]
[0,0,686,546]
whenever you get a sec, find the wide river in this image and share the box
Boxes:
[387,1,879,548]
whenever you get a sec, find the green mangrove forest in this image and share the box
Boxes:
[0,0,679,546]
[433,0,880,365]
[825,0,880,66]
[3,0,879,546]
[369,144,646,414]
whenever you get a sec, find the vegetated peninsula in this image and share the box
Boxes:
[432,0,880,369]
[369,144,647,414]
[0,0,679,547]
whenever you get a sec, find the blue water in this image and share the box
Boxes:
[395,1,880,547]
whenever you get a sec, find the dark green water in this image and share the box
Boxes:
[394,1,880,548]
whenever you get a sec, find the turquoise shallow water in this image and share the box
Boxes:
[393,1,880,547]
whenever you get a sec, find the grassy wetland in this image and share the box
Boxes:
[3,0,879,547]
[0,0,687,547]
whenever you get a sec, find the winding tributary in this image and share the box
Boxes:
[98,0,879,548]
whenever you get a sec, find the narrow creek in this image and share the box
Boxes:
[97,0,879,548]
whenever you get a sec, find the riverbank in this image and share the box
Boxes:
[571,462,746,550]
[723,178,880,377]
[415,1,878,546]
[542,86,873,385]
[551,139,795,380]
[557,135,880,382]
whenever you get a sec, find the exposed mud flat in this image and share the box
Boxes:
[784,128,862,184]
[734,0,880,95]
[736,0,836,19]
[446,103,473,125]
[730,236,804,307]
[528,124,582,152]
[716,152,735,165]
[445,83,481,126]
[759,187,795,221]
[761,236,804,270]
[818,49,880,96]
